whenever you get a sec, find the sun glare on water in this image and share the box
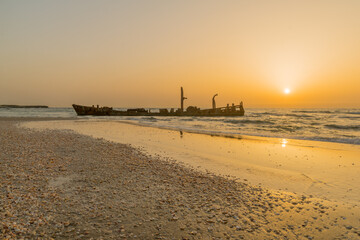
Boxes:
[284,88,291,94]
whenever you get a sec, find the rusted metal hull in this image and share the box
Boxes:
[72,104,245,117]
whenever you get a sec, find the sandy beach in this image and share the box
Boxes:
[1,118,360,239]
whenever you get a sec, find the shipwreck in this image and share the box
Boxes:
[72,87,245,117]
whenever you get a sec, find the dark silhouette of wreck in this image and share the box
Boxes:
[72,87,245,117]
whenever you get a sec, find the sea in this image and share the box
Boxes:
[1,107,360,145]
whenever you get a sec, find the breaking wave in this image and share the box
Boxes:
[325,124,360,130]
[293,110,333,114]
[224,119,274,125]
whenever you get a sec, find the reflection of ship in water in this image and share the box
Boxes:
[72,87,245,117]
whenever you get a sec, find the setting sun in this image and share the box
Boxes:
[1,1,360,239]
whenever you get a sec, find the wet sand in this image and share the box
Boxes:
[1,118,360,239]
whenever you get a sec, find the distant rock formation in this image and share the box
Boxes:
[0,105,48,108]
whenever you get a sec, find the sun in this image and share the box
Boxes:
[284,88,291,94]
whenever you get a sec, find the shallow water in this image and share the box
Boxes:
[2,107,360,145]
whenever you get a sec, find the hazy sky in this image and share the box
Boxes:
[1,0,360,108]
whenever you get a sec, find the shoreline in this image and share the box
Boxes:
[112,119,360,147]
[22,118,360,205]
[1,118,360,238]
[1,115,359,146]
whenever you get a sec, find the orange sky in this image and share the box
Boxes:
[0,1,359,108]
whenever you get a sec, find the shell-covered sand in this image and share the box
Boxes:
[1,118,359,239]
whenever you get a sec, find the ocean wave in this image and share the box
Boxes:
[285,113,313,118]
[338,116,360,119]
[180,118,195,122]
[224,119,274,125]
[271,125,303,133]
[259,112,313,118]
[343,112,360,115]
[293,110,332,114]
[261,112,284,116]
[141,117,157,122]
[325,124,360,130]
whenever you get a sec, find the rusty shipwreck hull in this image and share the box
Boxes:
[72,87,245,117]
[72,104,245,117]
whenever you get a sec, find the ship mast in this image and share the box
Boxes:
[212,94,218,109]
[180,87,187,112]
